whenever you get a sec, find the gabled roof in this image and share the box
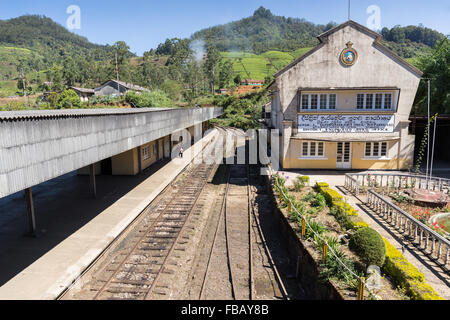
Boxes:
[97,80,150,92]
[70,86,95,94]
[274,20,423,79]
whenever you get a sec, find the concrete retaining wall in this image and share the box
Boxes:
[265,176,345,299]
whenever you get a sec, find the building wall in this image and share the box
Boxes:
[140,140,158,171]
[273,23,421,170]
[112,148,139,175]
[284,140,337,169]
[297,89,399,113]
[283,139,412,170]
[276,26,421,127]
[94,81,127,96]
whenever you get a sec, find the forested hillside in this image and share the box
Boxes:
[0,8,447,114]
[0,15,135,94]
[192,7,334,54]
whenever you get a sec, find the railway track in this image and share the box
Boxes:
[197,127,289,300]
[60,128,223,300]
[90,163,214,300]
[62,126,296,300]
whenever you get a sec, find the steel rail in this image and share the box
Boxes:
[92,163,212,300]
[144,170,210,299]
[247,162,254,301]
[198,167,231,300]
[248,165,290,300]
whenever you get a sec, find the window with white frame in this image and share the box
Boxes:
[142,146,150,160]
[300,93,337,110]
[302,141,325,158]
[357,94,364,109]
[310,94,318,109]
[384,94,392,109]
[356,93,394,110]
[301,94,309,110]
[365,142,388,158]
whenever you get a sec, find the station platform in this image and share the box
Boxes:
[0,128,219,300]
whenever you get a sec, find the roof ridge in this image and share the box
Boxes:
[273,20,423,79]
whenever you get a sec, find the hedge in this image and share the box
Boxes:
[383,238,443,300]
[314,182,443,300]
[349,227,386,267]
[315,182,368,230]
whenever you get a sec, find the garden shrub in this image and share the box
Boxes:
[125,90,173,108]
[311,193,326,209]
[293,175,310,191]
[57,89,81,108]
[303,191,315,202]
[273,176,442,300]
[300,176,310,185]
[349,216,370,229]
[330,206,354,230]
[304,218,327,240]
[382,238,443,300]
[292,179,304,192]
[315,182,343,206]
[349,227,386,267]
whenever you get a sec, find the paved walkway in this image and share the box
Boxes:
[278,169,450,299]
[0,129,219,300]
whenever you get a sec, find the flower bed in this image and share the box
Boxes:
[357,181,450,238]
[272,173,443,300]
[272,174,408,300]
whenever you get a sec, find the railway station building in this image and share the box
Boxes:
[268,20,422,170]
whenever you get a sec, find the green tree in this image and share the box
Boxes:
[48,66,64,92]
[57,89,81,108]
[218,60,234,88]
[161,80,182,101]
[62,56,79,86]
[204,45,221,93]
[111,41,131,82]
[233,74,242,85]
[125,90,173,108]
[413,38,450,114]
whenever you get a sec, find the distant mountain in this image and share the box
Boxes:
[0,15,103,52]
[0,15,125,80]
[191,7,336,54]
[191,6,446,58]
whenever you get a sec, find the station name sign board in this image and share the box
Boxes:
[298,114,395,133]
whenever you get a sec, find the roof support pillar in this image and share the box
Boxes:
[24,187,37,237]
[89,164,97,198]
[137,146,143,173]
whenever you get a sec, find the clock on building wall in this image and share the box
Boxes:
[340,41,358,66]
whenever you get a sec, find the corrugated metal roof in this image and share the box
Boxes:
[70,87,95,94]
[0,107,174,122]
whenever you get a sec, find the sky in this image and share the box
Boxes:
[1,0,449,56]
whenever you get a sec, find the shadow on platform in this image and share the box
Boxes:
[0,159,169,287]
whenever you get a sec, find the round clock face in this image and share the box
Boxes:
[340,47,358,66]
